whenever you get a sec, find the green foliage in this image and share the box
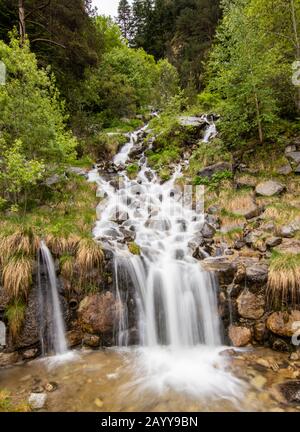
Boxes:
[126,164,140,179]
[5,299,26,340]
[128,242,141,255]
[193,170,233,190]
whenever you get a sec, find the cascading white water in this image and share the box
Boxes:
[38,241,68,356]
[89,121,242,399]
[202,115,217,143]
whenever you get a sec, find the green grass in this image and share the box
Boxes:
[126,164,139,179]
[128,242,141,255]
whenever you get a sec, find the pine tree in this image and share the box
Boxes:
[117,0,133,41]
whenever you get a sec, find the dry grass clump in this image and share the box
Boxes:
[0,228,39,265]
[0,389,31,412]
[75,238,104,275]
[60,254,75,281]
[267,252,300,309]
[45,234,81,256]
[2,255,33,300]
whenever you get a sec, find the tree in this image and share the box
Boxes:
[117,0,133,41]
[207,0,284,146]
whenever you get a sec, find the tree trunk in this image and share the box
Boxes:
[19,0,26,46]
[290,0,300,112]
[254,92,264,144]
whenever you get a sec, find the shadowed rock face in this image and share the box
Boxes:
[78,292,122,335]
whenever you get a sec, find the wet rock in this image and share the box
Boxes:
[277,165,292,175]
[290,351,300,361]
[94,398,104,408]
[197,162,232,179]
[14,286,40,350]
[22,348,39,360]
[286,152,300,164]
[266,237,282,248]
[251,375,267,390]
[45,382,58,393]
[255,180,285,197]
[254,322,267,343]
[201,222,216,239]
[0,351,18,367]
[275,238,300,254]
[202,257,237,285]
[237,291,265,319]
[119,227,136,242]
[28,393,47,410]
[83,334,101,348]
[272,338,291,352]
[279,381,300,404]
[267,310,300,337]
[78,292,122,335]
[228,325,252,347]
[66,330,83,348]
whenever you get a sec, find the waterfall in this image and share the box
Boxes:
[38,241,68,356]
[202,115,217,143]
[89,121,243,398]
[90,123,222,349]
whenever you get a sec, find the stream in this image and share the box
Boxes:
[0,121,299,412]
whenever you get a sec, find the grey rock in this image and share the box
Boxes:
[286,152,300,164]
[245,263,268,285]
[255,180,285,197]
[44,174,65,187]
[178,116,205,127]
[280,224,298,238]
[266,237,282,248]
[275,238,300,255]
[28,393,47,410]
[197,162,232,179]
[68,167,88,177]
[277,165,292,175]
[201,222,216,239]
[285,145,297,154]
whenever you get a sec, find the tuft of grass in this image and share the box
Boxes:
[0,389,31,412]
[267,251,300,309]
[45,234,81,256]
[2,255,33,300]
[60,254,75,281]
[0,228,39,265]
[5,300,26,340]
[76,238,104,275]
[126,164,139,179]
[128,242,141,255]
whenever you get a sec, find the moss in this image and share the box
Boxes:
[128,242,141,255]
[159,167,171,182]
[126,164,139,179]
[4,300,26,340]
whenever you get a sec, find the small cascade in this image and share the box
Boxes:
[38,241,68,356]
[202,115,217,143]
[89,117,242,398]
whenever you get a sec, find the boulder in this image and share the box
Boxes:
[275,239,300,255]
[267,311,300,337]
[201,222,216,239]
[197,162,232,179]
[229,325,252,347]
[245,263,268,286]
[266,237,282,248]
[256,180,285,197]
[237,291,265,319]
[66,330,83,348]
[83,334,101,348]
[280,224,298,238]
[286,152,300,164]
[0,351,18,367]
[14,286,40,350]
[231,201,263,220]
[28,393,47,410]
[78,292,122,335]
[277,165,292,176]
[178,116,206,127]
